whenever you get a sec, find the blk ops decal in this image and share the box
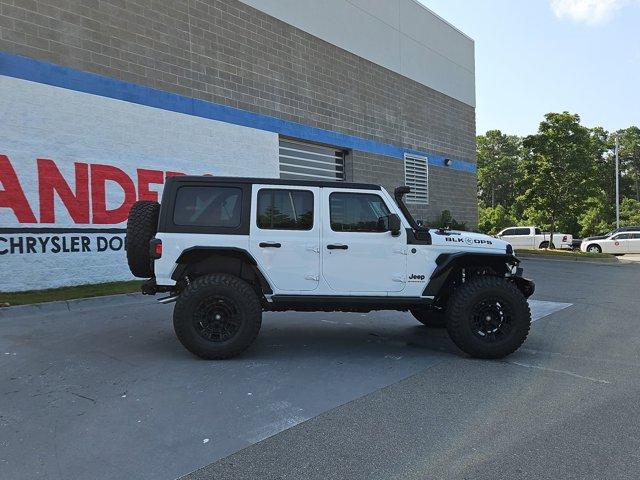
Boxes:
[445,237,493,246]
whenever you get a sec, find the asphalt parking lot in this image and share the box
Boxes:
[1,258,639,480]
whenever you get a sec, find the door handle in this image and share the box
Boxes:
[327,244,348,250]
[259,242,281,248]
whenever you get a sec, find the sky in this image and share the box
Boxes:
[419,0,640,137]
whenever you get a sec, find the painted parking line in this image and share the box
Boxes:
[529,299,573,322]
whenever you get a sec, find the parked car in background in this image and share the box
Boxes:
[496,226,573,250]
[582,226,640,243]
[580,230,640,254]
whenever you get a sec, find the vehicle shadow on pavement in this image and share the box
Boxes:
[233,312,462,362]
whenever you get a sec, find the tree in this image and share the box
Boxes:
[431,210,467,231]
[518,112,600,246]
[620,198,640,225]
[476,130,522,208]
[577,195,614,237]
[478,205,516,235]
[617,127,640,202]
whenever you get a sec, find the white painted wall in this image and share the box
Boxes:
[0,76,279,292]
[239,0,475,106]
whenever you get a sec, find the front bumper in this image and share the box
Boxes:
[512,276,535,298]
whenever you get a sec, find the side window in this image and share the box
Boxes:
[257,189,314,230]
[631,233,640,239]
[502,229,516,236]
[535,228,542,235]
[329,192,391,233]
[515,228,531,236]
[173,186,242,227]
[615,233,631,240]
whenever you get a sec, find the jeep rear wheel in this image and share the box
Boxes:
[126,200,160,278]
[446,276,531,359]
[173,274,262,359]
[410,307,446,328]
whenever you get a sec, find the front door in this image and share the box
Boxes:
[250,186,320,292]
[500,228,529,248]
[607,233,629,254]
[321,189,407,293]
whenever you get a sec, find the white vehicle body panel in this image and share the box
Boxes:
[154,185,511,297]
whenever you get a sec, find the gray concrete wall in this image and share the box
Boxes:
[0,0,477,227]
[239,0,476,106]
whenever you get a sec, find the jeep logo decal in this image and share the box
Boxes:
[408,274,426,281]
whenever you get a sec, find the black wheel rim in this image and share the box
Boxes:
[470,297,513,342]
[193,295,241,342]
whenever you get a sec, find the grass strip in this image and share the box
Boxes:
[0,281,143,307]
[515,249,614,259]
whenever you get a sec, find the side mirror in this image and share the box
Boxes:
[379,214,402,236]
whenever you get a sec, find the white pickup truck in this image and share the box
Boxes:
[496,226,573,250]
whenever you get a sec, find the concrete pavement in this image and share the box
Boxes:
[1,258,639,479]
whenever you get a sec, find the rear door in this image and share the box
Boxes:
[250,186,320,292]
[628,233,640,253]
[321,188,407,293]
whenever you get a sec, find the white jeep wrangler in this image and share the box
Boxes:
[126,176,534,360]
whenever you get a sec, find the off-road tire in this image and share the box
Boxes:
[539,241,556,249]
[410,307,447,328]
[173,274,262,360]
[446,276,531,359]
[587,244,602,253]
[126,200,160,278]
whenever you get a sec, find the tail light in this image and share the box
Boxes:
[150,238,162,259]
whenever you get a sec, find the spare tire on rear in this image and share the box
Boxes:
[126,200,160,278]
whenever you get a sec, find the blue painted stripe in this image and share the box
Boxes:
[0,51,476,174]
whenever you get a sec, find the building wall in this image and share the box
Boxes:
[239,0,476,106]
[0,75,279,292]
[0,0,476,291]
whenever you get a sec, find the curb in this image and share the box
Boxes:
[0,292,156,320]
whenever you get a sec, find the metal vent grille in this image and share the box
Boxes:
[279,139,345,181]
[404,154,429,204]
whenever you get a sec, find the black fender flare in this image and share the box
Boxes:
[423,252,521,297]
[172,247,273,294]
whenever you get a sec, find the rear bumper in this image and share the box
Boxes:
[140,278,173,295]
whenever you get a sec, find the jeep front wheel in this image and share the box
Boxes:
[173,274,262,359]
[446,276,531,359]
[410,307,446,328]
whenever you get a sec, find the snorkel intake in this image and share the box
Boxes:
[394,186,431,241]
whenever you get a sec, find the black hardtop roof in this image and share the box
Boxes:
[167,176,382,190]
